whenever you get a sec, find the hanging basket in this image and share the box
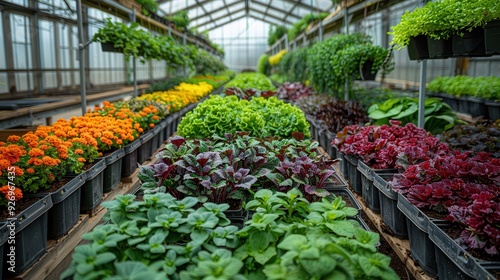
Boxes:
[101,42,122,53]
[355,60,377,81]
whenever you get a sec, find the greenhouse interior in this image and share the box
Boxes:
[0,0,499,279]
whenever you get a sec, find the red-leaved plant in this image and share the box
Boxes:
[391,151,500,256]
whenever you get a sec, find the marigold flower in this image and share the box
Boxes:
[77,157,86,163]
[28,148,45,157]
[28,158,43,166]
[26,168,35,174]
[74,149,84,155]
[42,156,59,166]
[14,166,23,176]
[0,186,23,201]
[0,159,10,170]
[149,123,155,129]
[7,135,20,143]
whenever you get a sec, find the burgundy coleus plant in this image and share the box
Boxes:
[332,120,450,169]
[391,150,500,256]
[266,156,338,202]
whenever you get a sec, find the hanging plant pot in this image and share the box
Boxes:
[373,173,407,238]
[101,148,125,193]
[3,194,53,277]
[427,37,453,59]
[100,42,123,53]
[80,158,106,212]
[485,100,500,120]
[452,27,489,57]
[408,35,430,61]
[484,20,500,55]
[46,174,85,239]
[356,60,377,81]
[121,139,141,177]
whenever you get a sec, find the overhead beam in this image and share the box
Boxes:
[249,7,294,25]
[190,0,242,22]
[280,0,330,12]
[248,13,289,27]
[252,0,302,20]
[159,0,213,14]
[193,7,246,29]
[200,13,247,32]
[283,0,301,22]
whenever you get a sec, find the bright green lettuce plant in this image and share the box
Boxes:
[223,72,276,91]
[177,95,311,139]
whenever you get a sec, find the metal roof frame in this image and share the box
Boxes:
[159,0,333,32]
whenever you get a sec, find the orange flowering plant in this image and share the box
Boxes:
[0,184,23,208]
[0,133,68,193]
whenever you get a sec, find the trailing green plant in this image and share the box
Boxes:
[367,97,462,134]
[190,48,227,75]
[268,25,288,46]
[288,13,329,41]
[136,0,158,13]
[428,75,500,100]
[223,72,276,91]
[168,10,190,30]
[307,33,392,98]
[257,54,271,76]
[390,0,500,49]
[331,44,393,80]
[93,19,189,65]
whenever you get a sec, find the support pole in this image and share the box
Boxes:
[418,60,427,128]
[132,10,137,97]
[76,0,87,116]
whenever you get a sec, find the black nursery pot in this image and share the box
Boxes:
[484,20,500,55]
[80,158,106,212]
[452,27,489,57]
[408,35,430,60]
[427,37,453,59]
[101,148,125,193]
[121,139,141,177]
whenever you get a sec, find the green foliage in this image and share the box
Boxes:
[268,25,288,46]
[428,75,500,100]
[390,0,500,49]
[177,95,311,139]
[136,0,158,13]
[223,72,276,91]
[257,54,271,76]
[288,13,329,41]
[368,97,462,134]
[189,48,227,75]
[168,10,190,29]
[62,193,240,279]
[307,33,392,98]
[93,19,188,65]
[63,187,399,280]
